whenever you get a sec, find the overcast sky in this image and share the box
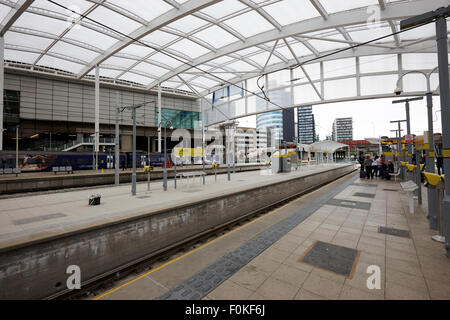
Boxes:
[236,96,443,141]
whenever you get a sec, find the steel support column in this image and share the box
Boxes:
[94,65,100,171]
[115,92,120,186]
[436,15,450,257]
[158,85,162,153]
[0,36,4,151]
[426,92,439,230]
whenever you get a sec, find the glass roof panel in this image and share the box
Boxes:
[5,31,54,51]
[191,76,220,88]
[199,0,247,19]
[193,25,239,49]
[63,25,118,50]
[32,0,92,16]
[141,30,178,46]
[167,38,210,59]
[133,62,171,77]
[225,60,257,72]
[86,5,143,35]
[224,10,275,38]
[4,49,40,64]
[102,56,137,69]
[402,53,438,70]
[324,78,357,100]
[276,40,311,60]
[106,0,173,22]
[307,35,347,52]
[293,83,320,104]
[38,55,85,73]
[88,68,123,79]
[319,0,379,14]
[360,74,398,95]
[263,0,320,26]
[400,22,436,41]
[161,80,181,89]
[348,25,395,43]
[324,58,356,78]
[0,5,11,22]
[359,54,398,73]
[247,51,282,67]
[14,12,70,34]
[147,52,185,68]
[119,44,154,57]
[208,55,235,65]
[50,41,100,62]
[166,15,209,34]
[293,62,321,81]
[119,72,154,85]
[233,46,261,57]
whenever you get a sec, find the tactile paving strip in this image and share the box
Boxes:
[325,198,371,210]
[351,183,377,187]
[353,192,376,198]
[156,173,359,300]
[298,241,360,278]
[378,226,410,238]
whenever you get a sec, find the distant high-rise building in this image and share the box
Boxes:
[332,117,353,142]
[256,81,293,142]
[297,106,315,144]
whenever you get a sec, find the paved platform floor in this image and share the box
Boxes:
[0,163,260,181]
[0,163,347,249]
[94,172,450,300]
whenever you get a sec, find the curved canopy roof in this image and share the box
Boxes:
[308,141,349,153]
[1,0,449,125]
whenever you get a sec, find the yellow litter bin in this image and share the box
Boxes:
[423,172,445,243]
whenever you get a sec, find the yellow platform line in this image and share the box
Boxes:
[93,200,295,300]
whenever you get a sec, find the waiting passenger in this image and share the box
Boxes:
[437,153,443,176]
[364,155,373,180]
[383,160,395,180]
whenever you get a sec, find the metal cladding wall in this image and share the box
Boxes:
[0,164,355,299]
[3,71,200,128]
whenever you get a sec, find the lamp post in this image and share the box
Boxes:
[119,101,153,196]
[400,4,450,258]
[392,97,424,205]
[15,125,19,169]
[163,120,173,192]
[390,120,406,179]
[395,67,447,229]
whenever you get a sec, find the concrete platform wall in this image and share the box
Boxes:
[0,165,355,299]
[0,164,264,195]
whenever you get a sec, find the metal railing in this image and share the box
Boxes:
[60,137,116,151]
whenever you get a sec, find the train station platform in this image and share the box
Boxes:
[0,163,265,195]
[93,172,450,300]
[0,162,355,299]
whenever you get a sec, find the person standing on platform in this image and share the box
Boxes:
[372,156,380,177]
[364,155,373,180]
[437,152,443,176]
[358,152,365,172]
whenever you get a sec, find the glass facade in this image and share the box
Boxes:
[297,106,315,144]
[332,117,353,142]
[3,90,20,126]
[256,111,283,141]
[156,108,201,130]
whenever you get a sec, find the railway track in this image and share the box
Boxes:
[47,169,356,300]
